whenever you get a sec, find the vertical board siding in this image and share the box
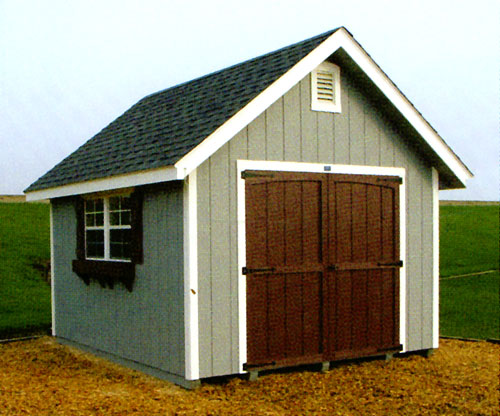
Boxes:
[52,184,185,378]
[209,145,232,375]
[197,161,212,377]
[198,70,435,377]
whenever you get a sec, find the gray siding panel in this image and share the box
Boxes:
[197,161,212,378]
[283,83,301,161]
[266,99,284,160]
[198,68,436,377]
[52,183,185,378]
[209,145,232,376]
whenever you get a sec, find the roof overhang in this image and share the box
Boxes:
[26,27,472,201]
[174,27,472,187]
[25,166,180,201]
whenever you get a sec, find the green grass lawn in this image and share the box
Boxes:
[439,204,499,340]
[440,205,499,277]
[440,272,499,340]
[0,202,51,337]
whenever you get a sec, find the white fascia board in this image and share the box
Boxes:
[236,160,407,370]
[339,34,472,186]
[175,28,470,188]
[25,166,180,201]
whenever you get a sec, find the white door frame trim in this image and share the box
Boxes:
[236,160,407,372]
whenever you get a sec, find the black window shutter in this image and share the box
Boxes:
[75,196,85,260]
[130,189,143,264]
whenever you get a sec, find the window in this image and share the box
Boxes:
[85,195,132,261]
[72,190,143,291]
[311,62,341,113]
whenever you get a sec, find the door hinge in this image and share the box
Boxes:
[377,177,403,184]
[243,361,276,371]
[377,260,403,267]
[242,267,275,275]
[241,171,275,179]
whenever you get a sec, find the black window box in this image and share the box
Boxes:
[72,259,135,292]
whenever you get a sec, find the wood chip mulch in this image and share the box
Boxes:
[0,337,498,415]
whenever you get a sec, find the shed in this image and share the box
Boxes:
[25,27,472,388]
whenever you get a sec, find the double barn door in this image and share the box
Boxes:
[244,170,402,369]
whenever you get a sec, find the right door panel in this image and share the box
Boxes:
[324,174,401,360]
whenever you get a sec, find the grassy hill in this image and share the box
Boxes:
[0,202,51,337]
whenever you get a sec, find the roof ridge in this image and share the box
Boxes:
[139,28,340,103]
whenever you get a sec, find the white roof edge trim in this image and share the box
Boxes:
[175,29,346,178]
[339,34,472,186]
[25,166,180,201]
[175,27,471,187]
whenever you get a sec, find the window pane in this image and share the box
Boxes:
[95,213,104,227]
[95,199,104,212]
[110,229,131,260]
[110,212,120,226]
[121,211,131,226]
[86,230,104,258]
[85,213,94,227]
[109,196,120,211]
[121,196,131,210]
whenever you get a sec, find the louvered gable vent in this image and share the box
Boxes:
[316,70,335,101]
[311,62,341,113]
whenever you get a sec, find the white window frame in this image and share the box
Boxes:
[84,194,132,262]
[311,61,341,113]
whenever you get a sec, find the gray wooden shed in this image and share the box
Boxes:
[25,27,471,388]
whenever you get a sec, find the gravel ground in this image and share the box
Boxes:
[0,337,498,415]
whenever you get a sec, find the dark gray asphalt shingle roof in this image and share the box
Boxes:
[25,29,338,193]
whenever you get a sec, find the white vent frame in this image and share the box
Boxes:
[311,61,341,113]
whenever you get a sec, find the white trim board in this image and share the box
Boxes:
[236,160,407,372]
[183,170,199,380]
[176,28,471,186]
[26,166,180,201]
[50,205,56,336]
[432,168,440,349]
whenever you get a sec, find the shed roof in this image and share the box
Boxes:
[25,27,472,199]
[25,29,336,193]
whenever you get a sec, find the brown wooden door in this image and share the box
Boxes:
[244,171,401,369]
[323,174,401,361]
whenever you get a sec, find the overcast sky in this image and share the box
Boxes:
[1,0,498,200]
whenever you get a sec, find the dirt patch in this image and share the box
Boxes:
[0,337,498,415]
[0,195,49,203]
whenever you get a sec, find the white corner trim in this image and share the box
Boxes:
[236,160,407,369]
[25,166,180,201]
[175,28,470,188]
[184,170,199,380]
[50,204,56,336]
[432,168,440,348]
